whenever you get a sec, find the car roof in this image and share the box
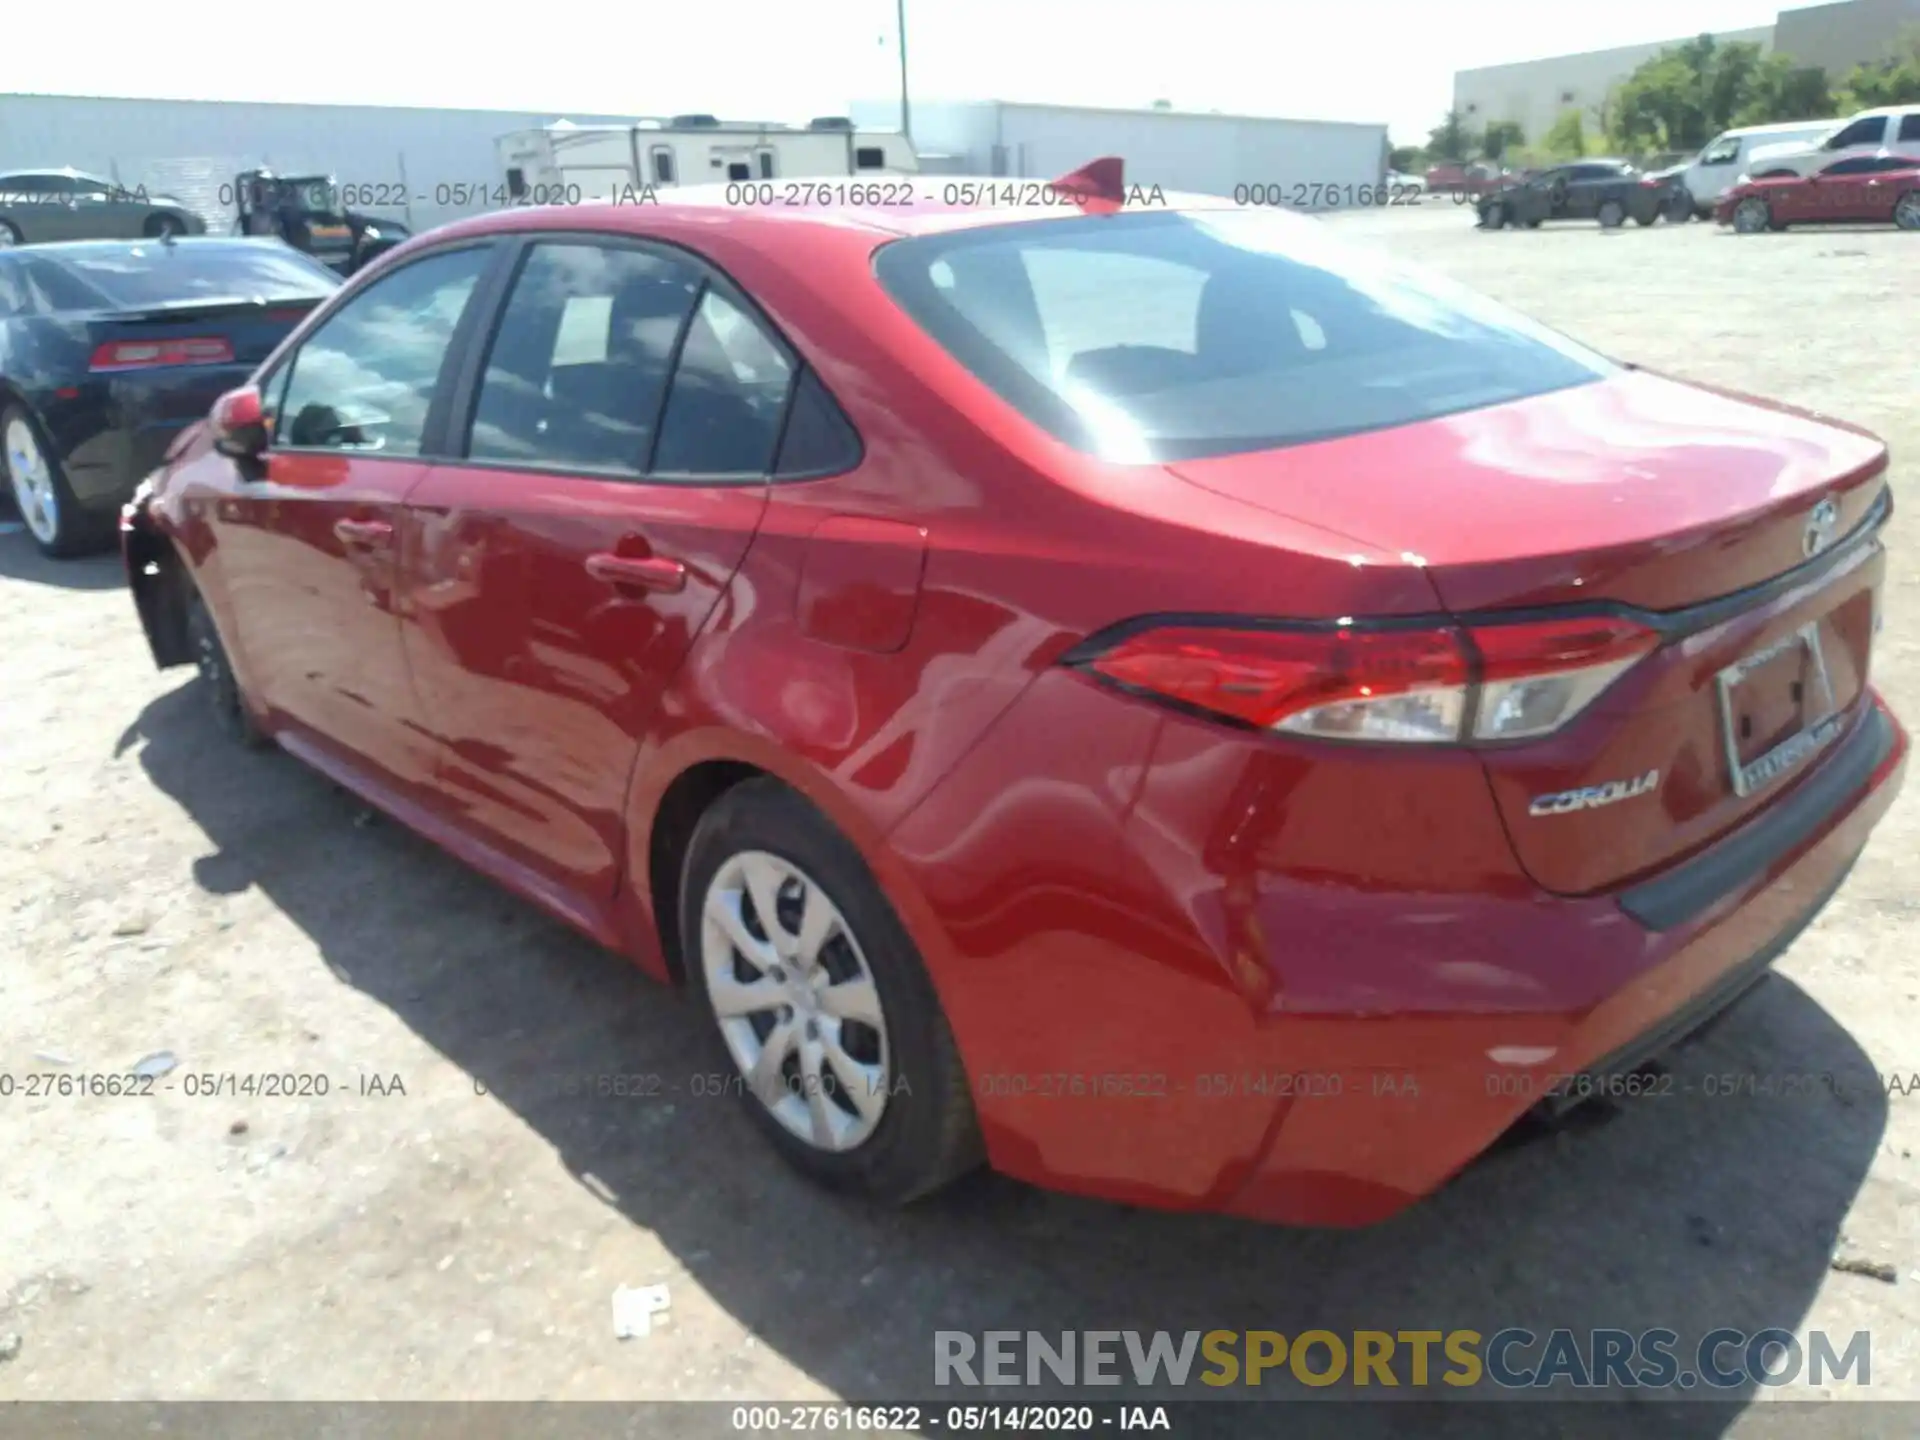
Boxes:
[425,174,1238,247]
[1,237,295,261]
[0,167,115,182]
[1723,120,1833,135]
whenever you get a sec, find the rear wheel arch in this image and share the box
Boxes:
[646,758,768,985]
[631,740,955,1000]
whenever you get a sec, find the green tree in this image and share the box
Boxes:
[1427,109,1470,161]
[1733,55,1834,124]
[1542,108,1589,158]
[1389,144,1424,171]
[1837,27,1920,109]
[1605,33,1782,153]
[1481,120,1526,161]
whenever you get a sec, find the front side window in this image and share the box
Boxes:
[1826,117,1887,149]
[277,245,491,455]
[874,209,1616,463]
[466,241,700,475]
[1700,137,1740,165]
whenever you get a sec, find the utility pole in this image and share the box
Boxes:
[897,0,912,143]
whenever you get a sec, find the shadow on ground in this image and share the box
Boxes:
[0,531,126,592]
[124,677,1890,1440]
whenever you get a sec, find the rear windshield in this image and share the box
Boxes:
[45,243,340,311]
[873,209,1617,463]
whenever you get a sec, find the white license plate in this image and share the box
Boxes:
[1714,622,1844,798]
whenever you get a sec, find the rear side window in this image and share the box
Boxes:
[652,286,796,477]
[47,243,339,308]
[874,209,1615,463]
[277,246,490,456]
[466,241,700,475]
[1901,114,1920,144]
[774,370,862,477]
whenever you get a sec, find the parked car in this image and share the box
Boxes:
[1716,152,1920,232]
[1665,121,1841,216]
[1477,159,1687,228]
[1742,104,1920,180]
[121,165,1907,1228]
[1385,169,1425,194]
[0,238,340,556]
[231,169,410,277]
[1425,160,1503,195]
[0,169,207,248]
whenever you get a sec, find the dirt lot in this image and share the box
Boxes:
[3,199,1917,1434]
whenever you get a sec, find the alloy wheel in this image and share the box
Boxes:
[700,849,891,1152]
[4,415,59,545]
[1733,198,1771,234]
[1895,192,1920,231]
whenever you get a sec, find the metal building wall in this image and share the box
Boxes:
[0,94,639,235]
[991,104,1388,205]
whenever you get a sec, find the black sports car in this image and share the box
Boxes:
[0,238,339,557]
[1476,160,1691,229]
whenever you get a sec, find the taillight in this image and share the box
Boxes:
[1071,615,1659,745]
[89,337,235,372]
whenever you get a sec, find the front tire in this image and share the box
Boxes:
[1733,197,1772,234]
[2,403,105,558]
[187,589,269,748]
[1481,203,1507,230]
[682,779,981,1204]
[1895,190,1920,231]
[145,213,186,239]
[0,220,21,248]
[1598,200,1626,228]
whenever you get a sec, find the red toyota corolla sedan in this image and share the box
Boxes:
[1716,152,1920,231]
[122,163,1907,1226]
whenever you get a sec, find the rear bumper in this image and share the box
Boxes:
[1220,694,1905,1225]
[889,672,1906,1228]
[55,364,252,513]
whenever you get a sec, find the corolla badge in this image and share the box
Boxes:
[1802,497,1841,558]
[1529,771,1660,817]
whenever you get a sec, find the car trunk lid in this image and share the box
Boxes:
[1168,368,1891,894]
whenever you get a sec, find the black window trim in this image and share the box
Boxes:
[255,237,505,464]
[440,227,863,489]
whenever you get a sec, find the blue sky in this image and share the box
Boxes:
[9,0,1787,144]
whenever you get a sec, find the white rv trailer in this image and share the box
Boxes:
[496,115,918,201]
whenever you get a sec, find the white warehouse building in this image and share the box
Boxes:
[0,91,1390,239]
[0,92,645,234]
[852,99,1390,206]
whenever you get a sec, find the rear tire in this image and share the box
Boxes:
[144,213,186,239]
[2,403,106,559]
[681,778,982,1205]
[1895,190,1920,231]
[1634,213,1656,227]
[1598,200,1626,228]
[186,588,269,749]
[1482,203,1507,230]
[0,220,21,248]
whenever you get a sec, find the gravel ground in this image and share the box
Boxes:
[2,200,1917,1434]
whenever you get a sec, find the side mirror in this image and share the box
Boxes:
[211,386,270,461]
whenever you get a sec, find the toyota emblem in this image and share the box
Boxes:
[1802,498,1840,558]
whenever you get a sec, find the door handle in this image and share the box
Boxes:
[334,518,394,548]
[585,552,686,594]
